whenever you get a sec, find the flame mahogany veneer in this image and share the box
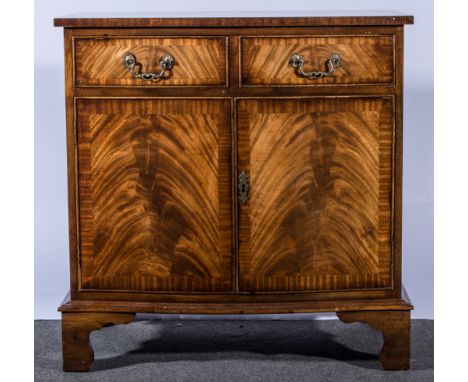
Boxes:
[54,13,414,371]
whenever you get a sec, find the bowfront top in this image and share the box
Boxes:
[54,11,414,28]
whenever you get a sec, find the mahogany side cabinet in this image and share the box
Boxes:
[54,12,414,371]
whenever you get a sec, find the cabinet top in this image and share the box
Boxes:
[54,11,414,28]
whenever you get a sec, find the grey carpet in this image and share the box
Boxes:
[35,317,433,382]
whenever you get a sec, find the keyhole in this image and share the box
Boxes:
[241,184,246,192]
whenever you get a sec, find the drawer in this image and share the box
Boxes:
[74,37,228,87]
[240,35,395,86]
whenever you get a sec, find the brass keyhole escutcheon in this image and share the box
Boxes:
[238,171,249,204]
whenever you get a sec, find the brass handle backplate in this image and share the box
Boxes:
[289,52,341,79]
[238,170,249,204]
[124,52,175,81]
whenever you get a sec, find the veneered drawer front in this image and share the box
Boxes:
[241,35,394,86]
[74,37,228,87]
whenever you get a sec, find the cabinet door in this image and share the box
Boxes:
[76,98,232,292]
[237,97,394,292]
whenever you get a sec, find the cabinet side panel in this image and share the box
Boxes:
[64,29,79,299]
[393,27,405,297]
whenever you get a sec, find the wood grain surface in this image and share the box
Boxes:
[61,312,135,371]
[74,37,228,87]
[237,97,394,292]
[55,20,414,373]
[60,25,406,304]
[54,14,414,28]
[338,310,411,370]
[59,293,413,314]
[241,36,394,86]
[76,98,232,292]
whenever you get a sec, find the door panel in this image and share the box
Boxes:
[237,97,393,292]
[77,98,232,292]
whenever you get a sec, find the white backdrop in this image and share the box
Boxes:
[35,0,433,319]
